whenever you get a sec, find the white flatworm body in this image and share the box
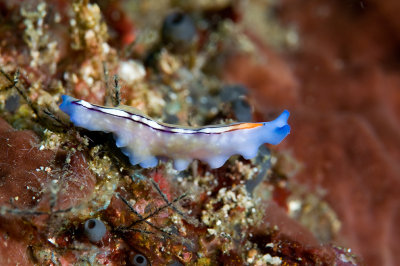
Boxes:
[60,95,290,171]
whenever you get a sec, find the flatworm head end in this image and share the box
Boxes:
[260,110,291,145]
[228,110,290,161]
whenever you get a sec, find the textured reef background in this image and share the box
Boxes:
[0,0,398,265]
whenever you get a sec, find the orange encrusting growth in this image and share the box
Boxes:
[226,123,263,132]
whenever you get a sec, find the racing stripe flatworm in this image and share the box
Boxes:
[59,95,290,171]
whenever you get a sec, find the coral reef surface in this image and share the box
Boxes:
[0,0,389,265]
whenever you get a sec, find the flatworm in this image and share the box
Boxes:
[60,95,290,171]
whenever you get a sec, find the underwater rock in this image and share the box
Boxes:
[0,0,366,264]
[0,116,96,211]
[223,0,400,263]
[0,117,54,208]
[0,117,97,263]
[222,39,299,113]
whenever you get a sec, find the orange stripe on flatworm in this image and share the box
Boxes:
[226,123,263,132]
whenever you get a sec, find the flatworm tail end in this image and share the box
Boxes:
[60,95,105,131]
[261,110,291,145]
[59,95,91,129]
[59,95,76,115]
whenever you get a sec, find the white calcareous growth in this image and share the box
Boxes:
[118,60,146,84]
